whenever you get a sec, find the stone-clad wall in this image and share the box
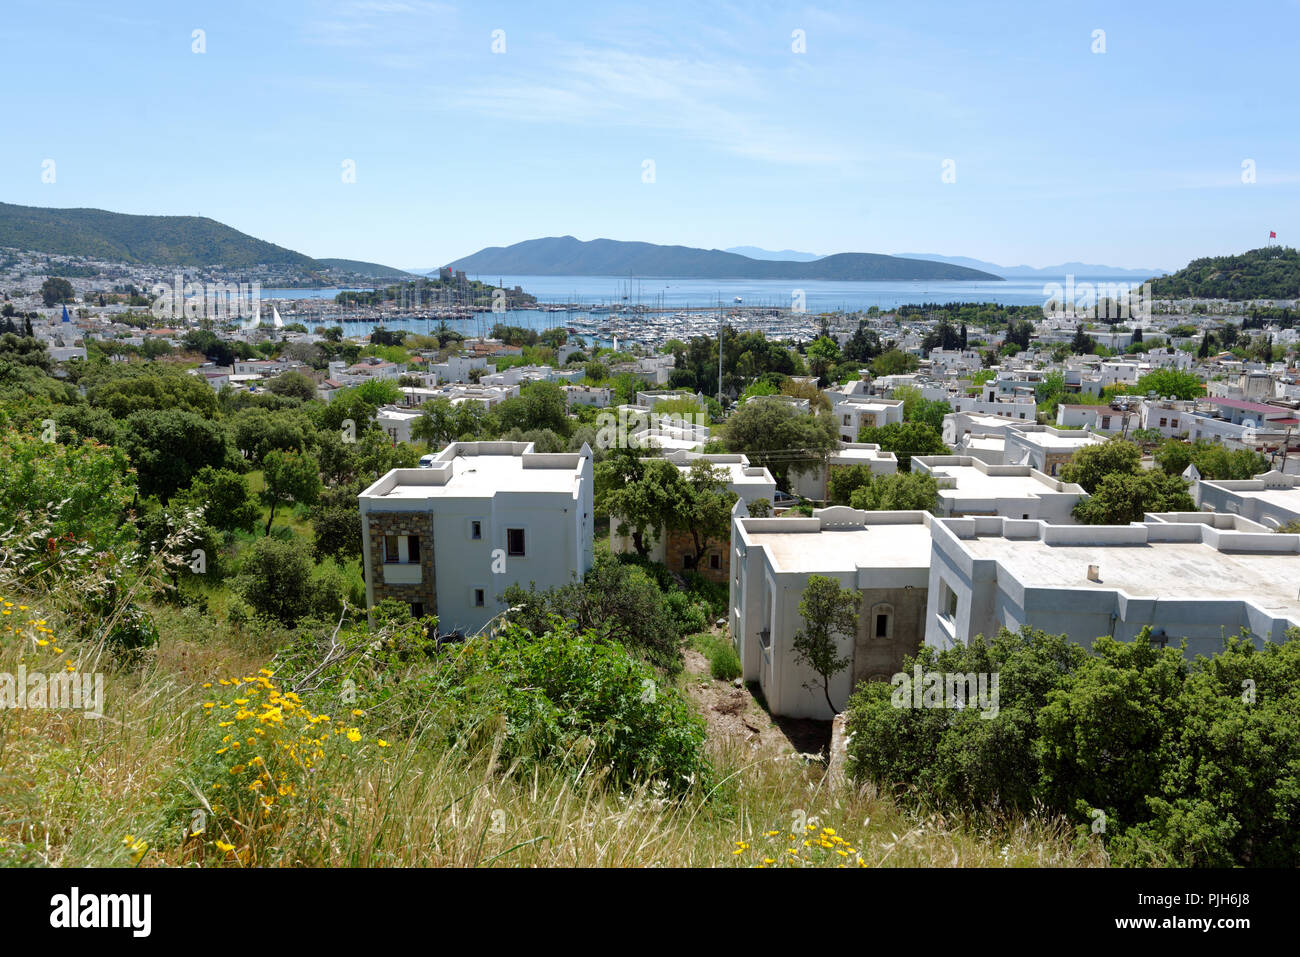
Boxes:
[663,528,728,583]
[366,511,437,614]
[852,586,930,685]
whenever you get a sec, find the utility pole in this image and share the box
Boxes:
[717,296,724,406]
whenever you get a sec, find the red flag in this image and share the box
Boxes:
[1270,231,1277,238]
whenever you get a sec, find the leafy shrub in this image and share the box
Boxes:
[664,590,707,636]
[422,621,710,792]
[682,571,728,621]
[503,552,681,672]
[846,626,1300,866]
[234,537,313,626]
[695,633,741,681]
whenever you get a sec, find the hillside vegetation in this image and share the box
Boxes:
[1148,246,1300,300]
[0,202,405,276]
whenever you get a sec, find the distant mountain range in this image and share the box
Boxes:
[723,246,822,262]
[0,202,413,278]
[893,252,1169,280]
[445,236,1001,281]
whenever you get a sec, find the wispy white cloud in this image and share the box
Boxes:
[301,0,457,50]
[455,45,853,167]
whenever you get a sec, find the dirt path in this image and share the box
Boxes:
[682,641,831,759]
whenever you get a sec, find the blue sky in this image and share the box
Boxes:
[4,0,1298,271]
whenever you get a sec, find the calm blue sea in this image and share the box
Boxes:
[260,274,1148,335]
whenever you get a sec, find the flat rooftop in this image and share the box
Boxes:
[961,534,1300,621]
[745,521,932,574]
[1012,430,1101,450]
[361,443,585,500]
[1237,487,1300,513]
[928,464,1073,502]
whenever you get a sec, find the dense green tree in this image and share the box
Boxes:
[1154,438,1268,481]
[0,428,136,553]
[1058,438,1141,493]
[1136,369,1204,401]
[848,471,939,511]
[491,380,571,437]
[1072,471,1195,523]
[502,552,683,673]
[411,397,484,447]
[606,459,689,557]
[894,384,951,430]
[827,464,875,505]
[311,505,362,564]
[173,466,260,534]
[87,368,219,418]
[721,400,839,487]
[260,448,322,534]
[674,459,739,567]
[234,536,314,625]
[842,322,882,363]
[40,277,75,307]
[265,370,317,403]
[120,408,234,501]
[856,421,949,471]
[870,349,919,377]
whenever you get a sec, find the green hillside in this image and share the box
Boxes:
[1148,246,1300,300]
[0,202,409,279]
[0,202,317,268]
[316,258,416,280]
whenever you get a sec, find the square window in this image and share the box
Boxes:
[943,584,959,618]
[471,520,482,540]
[875,614,889,638]
[384,535,400,563]
[408,535,420,562]
[410,602,423,619]
[507,528,525,556]
[474,589,485,607]
[709,553,721,570]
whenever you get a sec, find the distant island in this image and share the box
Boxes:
[893,253,1169,280]
[0,201,412,280]
[1148,246,1300,300]
[445,236,1003,281]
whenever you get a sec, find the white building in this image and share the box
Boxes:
[1056,403,1140,435]
[563,384,613,408]
[1003,424,1106,476]
[358,441,594,635]
[913,455,1085,522]
[730,505,934,719]
[1193,469,1300,528]
[377,406,422,444]
[427,354,488,384]
[952,394,1037,421]
[791,443,899,501]
[924,515,1300,659]
[827,395,905,444]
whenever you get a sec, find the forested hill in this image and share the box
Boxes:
[1147,246,1300,300]
[0,202,407,277]
[446,236,1003,281]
